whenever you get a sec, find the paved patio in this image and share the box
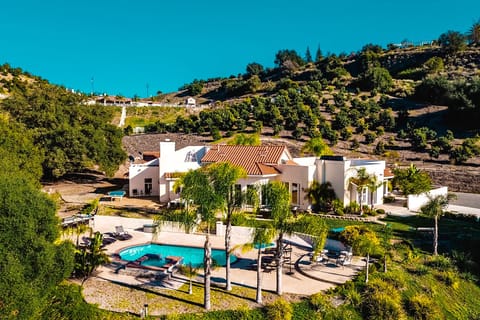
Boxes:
[85,215,365,295]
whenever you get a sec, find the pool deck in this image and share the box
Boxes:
[87,215,365,296]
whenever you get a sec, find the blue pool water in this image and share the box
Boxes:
[254,242,275,249]
[108,190,126,197]
[119,244,237,268]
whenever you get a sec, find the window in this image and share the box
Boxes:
[358,187,367,204]
[144,178,153,195]
[291,183,299,205]
[184,150,197,162]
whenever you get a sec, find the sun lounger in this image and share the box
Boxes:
[114,225,132,240]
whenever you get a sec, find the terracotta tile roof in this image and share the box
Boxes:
[142,151,160,161]
[283,159,299,165]
[201,145,288,175]
[165,172,184,179]
[384,168,394,178]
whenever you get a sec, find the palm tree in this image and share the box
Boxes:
[301,137,333,157]
[468,20,480,45]
[238,224,276,304]
[304,181,336,213]
[207,162,247,291]
[265,181,293,295]
[163,168,221,310]
[74,231,109,286]
[366,174,383,209]
[178,263,200,295]
[355,232,381,283]
[381,224,393,273]
[420,194,456,256]
[264,181,329,295]
[349,168,371,215]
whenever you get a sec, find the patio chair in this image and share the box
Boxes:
[114,225,132,240]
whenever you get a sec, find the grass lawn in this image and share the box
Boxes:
[380,214,480,255]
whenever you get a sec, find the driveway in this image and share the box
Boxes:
[451,192,480,209]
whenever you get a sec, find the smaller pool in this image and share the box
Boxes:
[108,190,126,197]
[254,242,275,249]
[119,244,237,268]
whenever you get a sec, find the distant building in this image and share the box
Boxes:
[186,97,196,107]
[96,96,132,106]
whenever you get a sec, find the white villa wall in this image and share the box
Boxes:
[158,141,206,202]
[349,160,386,205]
[407,186,448,212]
[128,141,389,211]
[128,160,159,196]
[322,160,349,204]
[277,164,316,210]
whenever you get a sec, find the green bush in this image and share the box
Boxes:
[266,298,293,320]
[230,213,249,226]
[383,195,395,203]
[342,286,362,307]
[344,202,360,215]
[424,255,453,271]
[376,208,385,215]
[437,270,459,289]
[40,283,101,320]
[378,269,407,290]
[291,300,319,320]
[406,294,440,320]
[408,264,430,276]
[332,199,344,216]
[362,290,405,320]
[310,292,332,313]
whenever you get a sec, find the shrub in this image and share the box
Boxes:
[310,292,332,313]
[383,195,395,203]
[409,264,430,276]
[437,271,459,289]
[376,208,386,215]
[344,201,360,215]
[378,270,407,290]
[332,199,345,216]
[362,291,405,320]
[291,300,318,320]
[342,286,362,307]
[40,283,101,320]
[229,213,249,226]
[424,255,453,271]
[266,298,293,320]
[406,294,440,320]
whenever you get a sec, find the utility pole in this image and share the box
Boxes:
[91,77,95,96]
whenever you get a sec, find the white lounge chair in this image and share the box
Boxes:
[114,225,132,240]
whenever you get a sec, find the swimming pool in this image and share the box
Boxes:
[119,244,237,268]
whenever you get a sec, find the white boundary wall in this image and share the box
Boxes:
[407,186,448,212]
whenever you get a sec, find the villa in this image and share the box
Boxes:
[128,140,392,210]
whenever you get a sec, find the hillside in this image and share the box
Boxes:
[118,45,480,192]
[2,44,480,192]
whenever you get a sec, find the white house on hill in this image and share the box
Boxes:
[128,140,392,210]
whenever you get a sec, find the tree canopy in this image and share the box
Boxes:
[0,79,126,178]
[393,164,432,195]
[0,166,74,318]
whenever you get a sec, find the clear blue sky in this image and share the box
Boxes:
[1,0,478,98]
